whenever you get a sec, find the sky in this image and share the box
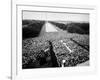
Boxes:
[23,11,89,22]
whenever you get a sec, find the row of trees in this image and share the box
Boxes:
[22,20,45,39]
[50,21,89,34]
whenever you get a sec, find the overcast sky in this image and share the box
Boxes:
[23,11,89,22]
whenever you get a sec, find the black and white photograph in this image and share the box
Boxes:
[22,11,89,69]
[9,0,98,79]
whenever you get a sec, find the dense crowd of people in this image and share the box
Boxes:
[22,35,89,68]
[22,20,89,69]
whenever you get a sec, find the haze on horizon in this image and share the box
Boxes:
[23,11,89,22]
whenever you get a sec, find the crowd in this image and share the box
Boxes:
[22,35,89,68]
[22,20,89,68]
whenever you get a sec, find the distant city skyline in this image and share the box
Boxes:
[23,11,89,22]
